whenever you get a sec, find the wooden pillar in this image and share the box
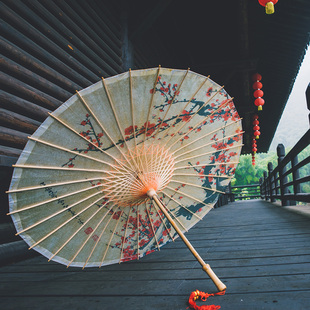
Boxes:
[291,155,301,200]
[306,83,310,126]
[277,144,289,206]
[263,171,268,201]
[259,177,263,199]
[267,162,276,202]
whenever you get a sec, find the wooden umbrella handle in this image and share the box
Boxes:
[148,190,226,292]
[202,264,227,292]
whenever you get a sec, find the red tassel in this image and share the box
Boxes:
[188,290,226,310]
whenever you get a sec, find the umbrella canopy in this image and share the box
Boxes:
[8,67,243,291]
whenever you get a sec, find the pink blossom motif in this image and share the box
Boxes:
[162,229,170,236]
[139,239,147,247]
[181,110,191,122]
[206,87,213,96]
[84,227,93,235]
[124,125,137,136]
[92,235,99,242]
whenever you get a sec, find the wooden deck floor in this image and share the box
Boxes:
[1,199,310,310]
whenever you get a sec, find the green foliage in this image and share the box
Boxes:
[232,145,310,194]
[232,152,278,186]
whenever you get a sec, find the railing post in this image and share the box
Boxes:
[259,177,264,199]
[263,171,268,201]
[267,162,276,202]
[292,155,301,195]
[277,144,289,206]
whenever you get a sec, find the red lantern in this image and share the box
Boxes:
[252,73,262,81]
[258,0,278,14]
[254,89,264,98]
[255,98,265,110]
[252,75,264,111]
[254,130,261,139]
[252,81,263,90]
[253,125,260,131]
[253,119,259,126]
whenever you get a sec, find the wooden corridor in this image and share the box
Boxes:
[1,199,310,310]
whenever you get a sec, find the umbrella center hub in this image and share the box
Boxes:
[112,144,175,206]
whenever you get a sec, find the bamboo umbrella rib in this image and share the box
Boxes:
[150,200,175,241]
[145,202,160,251]
[28,194,105,250]
[173,131,245,160]
[100,79,139,171]
[165,185,214,208]
[48,202,113,262]
[165,84,223,148]
[16,190,104,236]
[173,173,231,178]
[167,97,233,151]
[67,205,117,267]
[152,68,190,140]
[174,161,240,170]
[12,165,136,188]
[119,207,132,263]
[171,119,243,155]
[28,136,127,173]
[160,75,210,144]
[161,191,203,220]
[49,112,134,174]
[143,65,161,144]
[8,183,103,215]
[76,91,135,171]
[6,177,104,194]
[129,69,137,147]
[99,209,124,267]
[161,200,188,232]
[174,143,243,164]
[12,164,121,175]
[169,179,225,194]
[83,207,123,269]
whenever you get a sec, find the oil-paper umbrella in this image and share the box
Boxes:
[8,67,243,291]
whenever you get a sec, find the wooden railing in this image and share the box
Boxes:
[231,184,261,200]
[260,129,310,206]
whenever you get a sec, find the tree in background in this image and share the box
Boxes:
[232,152,277,186]
[232,146,310,194]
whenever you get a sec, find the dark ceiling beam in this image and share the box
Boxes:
[197,58,258,71]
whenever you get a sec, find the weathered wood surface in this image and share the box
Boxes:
[1,199,310,309]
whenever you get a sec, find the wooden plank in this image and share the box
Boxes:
[1,199,310,309]
[1,291,310,310]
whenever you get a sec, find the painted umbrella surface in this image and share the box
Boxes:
[8,67,243,291]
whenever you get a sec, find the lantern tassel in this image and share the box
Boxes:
[266,2,275,14]
[258,106,263,111]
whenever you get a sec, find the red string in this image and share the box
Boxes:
[188,290,226,310]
